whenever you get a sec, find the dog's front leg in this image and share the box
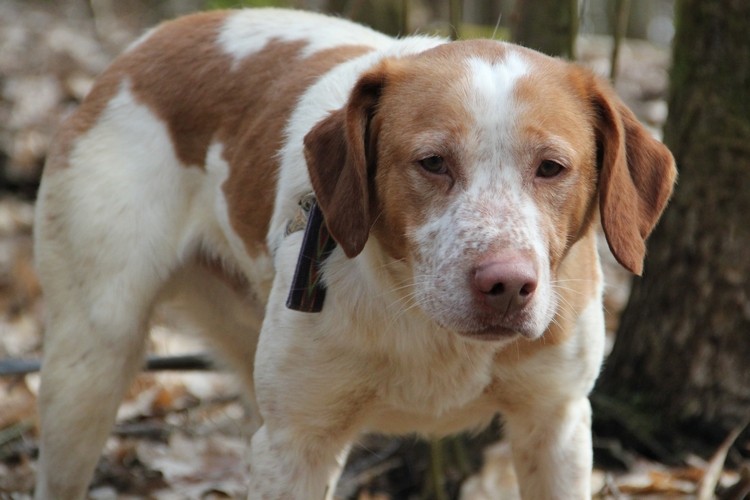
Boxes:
[247,424,351,499]
[245,363,360,500]
[503,396,593,499]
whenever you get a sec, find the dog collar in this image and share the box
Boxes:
[285,193,337,312]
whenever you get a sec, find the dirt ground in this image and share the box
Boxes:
[1,1,745,498]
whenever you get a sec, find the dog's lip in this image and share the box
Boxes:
[455,325,520,341]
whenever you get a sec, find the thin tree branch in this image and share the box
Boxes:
[0,353,217,377]
[610,0,631,82]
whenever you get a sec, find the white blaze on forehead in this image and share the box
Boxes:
[464,51,529,168]
[461,52,546,261]
[466,51,528,111]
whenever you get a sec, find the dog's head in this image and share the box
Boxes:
[304,40,676,341]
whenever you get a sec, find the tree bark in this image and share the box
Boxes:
[597,0,750,448]
[326,0,402,36]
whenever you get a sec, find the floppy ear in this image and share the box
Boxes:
[593,81,677,275]
[303,66,387,258]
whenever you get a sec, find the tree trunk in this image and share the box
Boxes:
[511,0,576,58]
[597,0,750,450]
[326,0,402,36]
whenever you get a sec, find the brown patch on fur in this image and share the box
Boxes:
[121,11,236,167]
[44,82,119,172]
[45,10,372,257]
[124,13,370,257]
[44,11,231,172]
[371,53,473,261]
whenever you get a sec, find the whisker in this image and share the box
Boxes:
[552,285,586,297]
[551,278,596,283]
[550,290,576,323]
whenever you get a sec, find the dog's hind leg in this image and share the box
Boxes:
[32,78,214,499]
[161,263,267,431]
[31,161,197,497]
[34,282,154,500]
[32,188,181,499]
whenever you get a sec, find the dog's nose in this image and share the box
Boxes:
[473,255,537,314]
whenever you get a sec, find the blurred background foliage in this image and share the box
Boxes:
[85,0,676,47]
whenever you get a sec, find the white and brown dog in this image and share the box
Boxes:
[33,8,676,499]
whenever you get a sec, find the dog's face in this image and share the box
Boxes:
[305,40,676,341]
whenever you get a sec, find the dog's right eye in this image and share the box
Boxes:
[536,160,565,179]
[419,155,447,175]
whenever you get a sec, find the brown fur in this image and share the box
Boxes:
[591,80,677,275]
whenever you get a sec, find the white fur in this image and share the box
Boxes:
[218,8,391,62]
[34,9,611,500]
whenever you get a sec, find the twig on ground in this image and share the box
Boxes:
[427,438,449,500]
[719,463,750,500]
[698,421,749,500]
[0,353,217,377]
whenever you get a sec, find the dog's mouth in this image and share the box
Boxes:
[414,276,552,342]
[446,311,548,342]
[455,325,520,342]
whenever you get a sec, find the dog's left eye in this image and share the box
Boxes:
[419,155,447,175]
[536,160,564,178]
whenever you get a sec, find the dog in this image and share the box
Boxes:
[33,8,676,499]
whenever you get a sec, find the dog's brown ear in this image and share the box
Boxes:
[592,80,677,275]
[303,65,388,258]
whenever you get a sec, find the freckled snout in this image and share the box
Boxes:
[473,254,538,315]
